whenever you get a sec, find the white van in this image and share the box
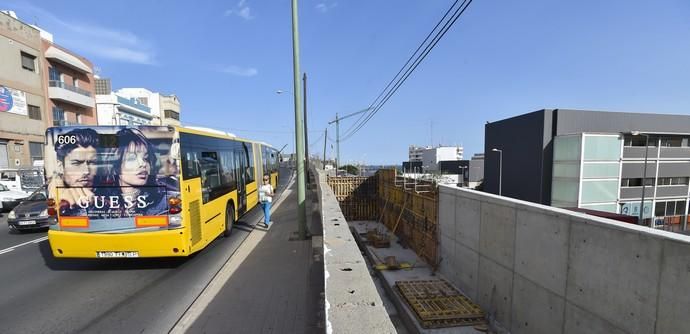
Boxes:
[0,168,44,196]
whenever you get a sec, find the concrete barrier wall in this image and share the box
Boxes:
[438,184,690,334]
[316,169,396,334]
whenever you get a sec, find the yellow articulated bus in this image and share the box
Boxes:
[44,125,279,258]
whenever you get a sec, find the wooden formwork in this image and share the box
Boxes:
[326,170,439,268]
[327,175,379,221]
[378,169,439,268]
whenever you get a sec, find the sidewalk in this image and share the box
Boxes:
[185,173,324,334]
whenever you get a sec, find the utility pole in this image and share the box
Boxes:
[303,73,309,175]
[328,107,372,176]
[291,0,307,239]
[323,128,327,169]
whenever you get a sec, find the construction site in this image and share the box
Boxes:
[319,168,690,334]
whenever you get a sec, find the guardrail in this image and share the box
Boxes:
[49,80,92,97]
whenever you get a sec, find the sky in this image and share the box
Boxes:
[5,0,690,165]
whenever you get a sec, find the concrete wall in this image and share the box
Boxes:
[316,169,396,334]
[438,184,690,334]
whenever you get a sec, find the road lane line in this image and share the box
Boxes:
[170,172,295,333]
[0,236,48,254]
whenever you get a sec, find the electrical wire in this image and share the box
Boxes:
[341,0,463,137]
[340,0,474,141]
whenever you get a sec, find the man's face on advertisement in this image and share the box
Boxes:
[61,146,98,187]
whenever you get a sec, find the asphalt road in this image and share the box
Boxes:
[0,169,292,334]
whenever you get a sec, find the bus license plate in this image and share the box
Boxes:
[97,251,139,258]
[18,220,36,225]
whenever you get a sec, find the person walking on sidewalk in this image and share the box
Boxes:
[258,174,274,228]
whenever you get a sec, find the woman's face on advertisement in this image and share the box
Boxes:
[120,142,151,187]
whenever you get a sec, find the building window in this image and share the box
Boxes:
[20,52,36,72]
[660,137,683,147]
[29,142,43,163]
[28,105,41,120]
[49,67,61,81]
[164,109,180,120]
[657,177,689,186]
[621,178,655,187]
[623,135,657,147]
[52,107,65,126]
[655,200,687,217]
[136,97,148,106]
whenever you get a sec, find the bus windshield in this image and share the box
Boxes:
[45,126,180,232]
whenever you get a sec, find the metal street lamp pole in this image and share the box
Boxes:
[303,73,309,174]
[291,0,307,239]
[492,148,503,196]
[323,128,327,169]
[632,131,651,227]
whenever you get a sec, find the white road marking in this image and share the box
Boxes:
[0,236,48,255]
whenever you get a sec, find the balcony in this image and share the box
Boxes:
[52,120,78,127]
[45,46,92,74]
[48,81,95,108]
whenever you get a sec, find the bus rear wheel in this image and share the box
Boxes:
[224,204,235,237]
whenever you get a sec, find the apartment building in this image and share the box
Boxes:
[0,11,47,168]
[40,30,96,127]
[485,109,690,230]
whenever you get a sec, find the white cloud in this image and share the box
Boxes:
[225,0,254,20]
[218,65,258,77]
[315,2,337,12]
[7,2,156,65]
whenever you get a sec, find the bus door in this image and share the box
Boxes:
[235,150,247,215]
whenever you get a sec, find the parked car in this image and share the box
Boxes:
[0,183,29,212]
[7,186,53,232]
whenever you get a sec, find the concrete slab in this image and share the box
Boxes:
[510,274,564,334]
[455,242,479,301]
[563,302,626,334]
[455,197,481,251]
[567,220,662,334]
[479,201,516,270]
[477,255,513,329]
[514,208,569,296]
[438,192,456,241]
[656,239,690,334]
[439,233,457,286]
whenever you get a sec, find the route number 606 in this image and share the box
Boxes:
[56,135,78,145]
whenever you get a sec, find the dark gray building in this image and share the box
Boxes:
[485,109,690,228]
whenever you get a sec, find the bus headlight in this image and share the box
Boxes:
[7,210,16,219]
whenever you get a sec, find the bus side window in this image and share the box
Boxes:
[200,152,220,203]
[219,150,237,191]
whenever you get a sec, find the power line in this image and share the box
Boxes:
[341,0,464,138]
[341,0,474,141]
[344,0,473,140]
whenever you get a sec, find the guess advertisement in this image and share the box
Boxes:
[45,126,180,231]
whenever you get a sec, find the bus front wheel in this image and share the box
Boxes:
[224,204,235,237]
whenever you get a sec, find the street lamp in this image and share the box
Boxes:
[459,165,468,187]
[491,148,503,196]
[631,131,651,227]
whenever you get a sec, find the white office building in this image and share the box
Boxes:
[95,92,153,126]
[116,88,181,126]
[409,145,463,172]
